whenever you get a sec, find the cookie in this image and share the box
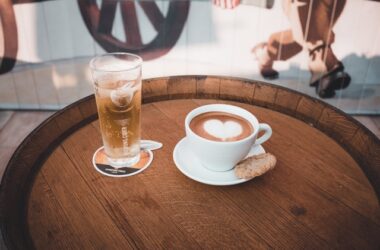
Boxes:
[234,153,276,179]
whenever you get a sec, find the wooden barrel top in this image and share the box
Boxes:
[1,75,380,249]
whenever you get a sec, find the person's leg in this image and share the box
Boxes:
[307,0,338,79]
[319,0,346,70]
[252,30,302,79]
[252,0,305,79]
[268,30,303,61]
[305,0,350,97]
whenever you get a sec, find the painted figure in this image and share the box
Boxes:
[214,0,351,98]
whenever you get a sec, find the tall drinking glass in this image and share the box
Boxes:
[90,53,142,168]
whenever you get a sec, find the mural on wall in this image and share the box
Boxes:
[78,0,189,59]
[214,0,351,98]
[0,0,17,74]
[0,0,379,112]
[0,0,189,74]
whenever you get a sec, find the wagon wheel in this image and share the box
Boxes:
[0,0,17,74]
[78,0,190,60]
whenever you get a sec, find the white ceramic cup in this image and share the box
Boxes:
[185,104,272,172]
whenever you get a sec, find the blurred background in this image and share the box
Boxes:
[0,0,379,113]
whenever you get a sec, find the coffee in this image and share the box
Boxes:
[190,111,254,142]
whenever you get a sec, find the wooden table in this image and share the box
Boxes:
[1,76,380,249]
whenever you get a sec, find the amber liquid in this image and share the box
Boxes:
[95,80,141,163]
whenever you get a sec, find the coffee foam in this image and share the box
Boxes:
[189,111,254,142]
[203,119,243,141]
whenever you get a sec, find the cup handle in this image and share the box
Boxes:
[255,123,272,145]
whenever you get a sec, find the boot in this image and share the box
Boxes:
[310,62,346,87]
[316,70,351,98]
[308,44,351,98]
[252,43,279,79]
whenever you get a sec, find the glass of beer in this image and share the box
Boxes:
[90,53,142,168]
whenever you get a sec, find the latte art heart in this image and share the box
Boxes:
[189,111,254,142]
[203,119,243,141]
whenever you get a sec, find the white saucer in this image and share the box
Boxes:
[173,137,265,186]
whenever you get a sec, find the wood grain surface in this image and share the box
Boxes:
[1,76,380,249]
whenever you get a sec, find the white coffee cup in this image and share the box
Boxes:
[185,104,272,172]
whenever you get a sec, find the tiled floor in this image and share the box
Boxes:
[0,111,379,249]
[0,111,54,179]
